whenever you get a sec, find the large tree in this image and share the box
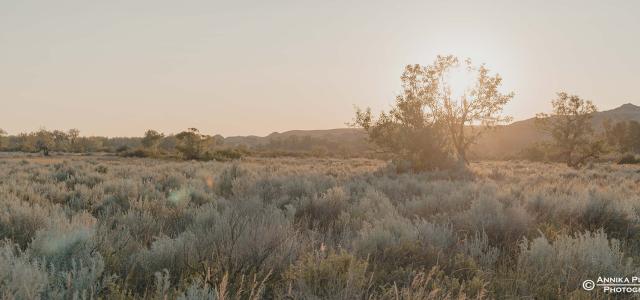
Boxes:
[536,92,604,167]
[354,55,513,169]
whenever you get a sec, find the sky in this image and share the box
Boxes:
[1,0,639,137]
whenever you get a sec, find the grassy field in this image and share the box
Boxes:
[1,155,639,299]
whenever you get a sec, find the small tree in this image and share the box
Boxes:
[68,129,80,152]
[0,128,6,149]
[536,92,604,168]
[175,128,206,160]
[141,130,165,154]
[627,121,640,153]
[604,120,640,154]
[354,55,513,170]
[34,129,54,156]
[52,130,69,152]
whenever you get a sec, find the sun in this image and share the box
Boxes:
[445,64,476,99]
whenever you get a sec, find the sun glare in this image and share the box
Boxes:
[445,65,476,99]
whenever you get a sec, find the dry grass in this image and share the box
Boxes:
[0,155,639,299]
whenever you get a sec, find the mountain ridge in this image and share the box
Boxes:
[223,103,640,158]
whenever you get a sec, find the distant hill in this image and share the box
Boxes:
[224,128,367,148]
[473,103,640,158]
[223,103,640,158]
[224,128,371,156]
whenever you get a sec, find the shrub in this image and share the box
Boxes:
[0,242,49,299]
[579,190,632,239]
[285,250,372,299]
[618,154,640,164]
[2,156,639,298]
[29,212,98,270]
[45,256,114,299]
[460,231,500,271]
[294,187,348,233]
[459,194,531,247]
[517,230,634,298]
[216,163,248,198]
[0,197,57,249]
[205,149,244,161]
[119,148,154,158]
[377,267,488,299]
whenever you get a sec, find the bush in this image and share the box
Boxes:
[204,149,244,161]
[378,267,488,299]
[517,230,634,298]
[285,250,372,299]
[119,148,156,158]
[618,154,640,164]
[29,212,98,270]
[0,242,49,299]
[0,197,56,249]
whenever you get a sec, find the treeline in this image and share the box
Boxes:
[121,128,245,161]
[521,117,640,165]
[0,128,244,161]
[255,134,371,157]
[0,128,139,155]
[0,127,370,160]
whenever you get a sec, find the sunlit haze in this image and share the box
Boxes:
[1,0,639,137]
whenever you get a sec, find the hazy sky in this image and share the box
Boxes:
[1,1,639,137]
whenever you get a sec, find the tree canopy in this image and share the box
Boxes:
[536,92,604,167]
[354,55,513,171]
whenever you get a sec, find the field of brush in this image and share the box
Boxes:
[1,155,640,299]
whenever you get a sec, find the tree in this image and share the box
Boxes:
[536,92,604,168]
[354,105,451,171]
[68,129,80,152]
[354,55,513,170]
[175,128,206,160]
[627,121,640,153]
[604,120,640,154]
[0,128,6,149]
[141,129,164,153]
[52,130,69,152]
[34,129,54,156]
